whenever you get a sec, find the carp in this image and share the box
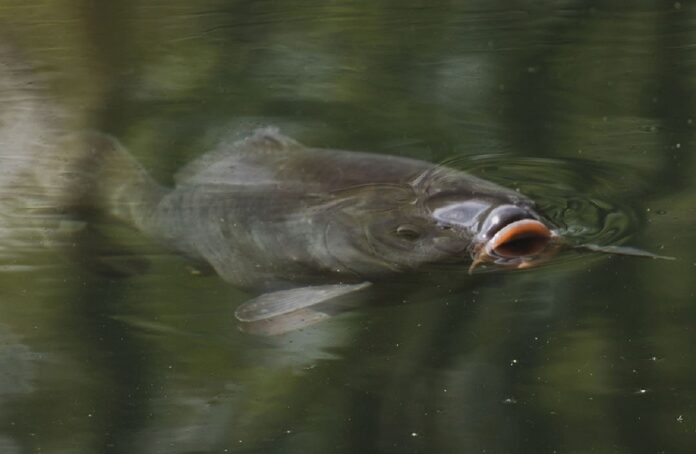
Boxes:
[87,128,669,325]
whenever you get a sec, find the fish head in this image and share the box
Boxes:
[424,192,555,271]
[354,193,555,273]
[329,167,558,274]
[408,165,557,272]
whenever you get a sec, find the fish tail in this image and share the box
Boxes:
[69,133,166,233]
[0,40,164,233]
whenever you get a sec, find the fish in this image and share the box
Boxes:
[0,39,671,334]
[85,128,671,327]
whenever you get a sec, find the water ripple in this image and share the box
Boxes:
[458,155,642,247]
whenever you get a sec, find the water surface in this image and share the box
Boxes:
[0,1,695,453]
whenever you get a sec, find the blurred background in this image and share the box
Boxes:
[0,0,694,453]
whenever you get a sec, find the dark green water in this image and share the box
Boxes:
[0,1,695,453]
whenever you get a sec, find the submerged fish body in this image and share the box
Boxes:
[103,130,548,283]
[93,128,557,323]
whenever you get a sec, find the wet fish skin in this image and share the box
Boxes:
[97,129,532,289]
[78,128,551,326]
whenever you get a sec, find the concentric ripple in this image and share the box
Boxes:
[456,155,645,248]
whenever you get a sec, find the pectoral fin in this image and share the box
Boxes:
[238,308,332,336]
[234,282,371,323]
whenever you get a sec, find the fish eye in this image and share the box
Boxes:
[395,224,422,240]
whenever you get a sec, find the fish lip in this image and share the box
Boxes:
[469,219,553,273]
[486,219,552,256]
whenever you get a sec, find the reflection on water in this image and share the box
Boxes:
[0,1,695,453]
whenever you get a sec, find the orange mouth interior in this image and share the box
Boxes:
[487,219,552,258]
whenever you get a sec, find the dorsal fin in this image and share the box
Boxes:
[174,127,304,185]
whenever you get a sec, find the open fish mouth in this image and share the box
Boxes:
[469,219,553,273]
